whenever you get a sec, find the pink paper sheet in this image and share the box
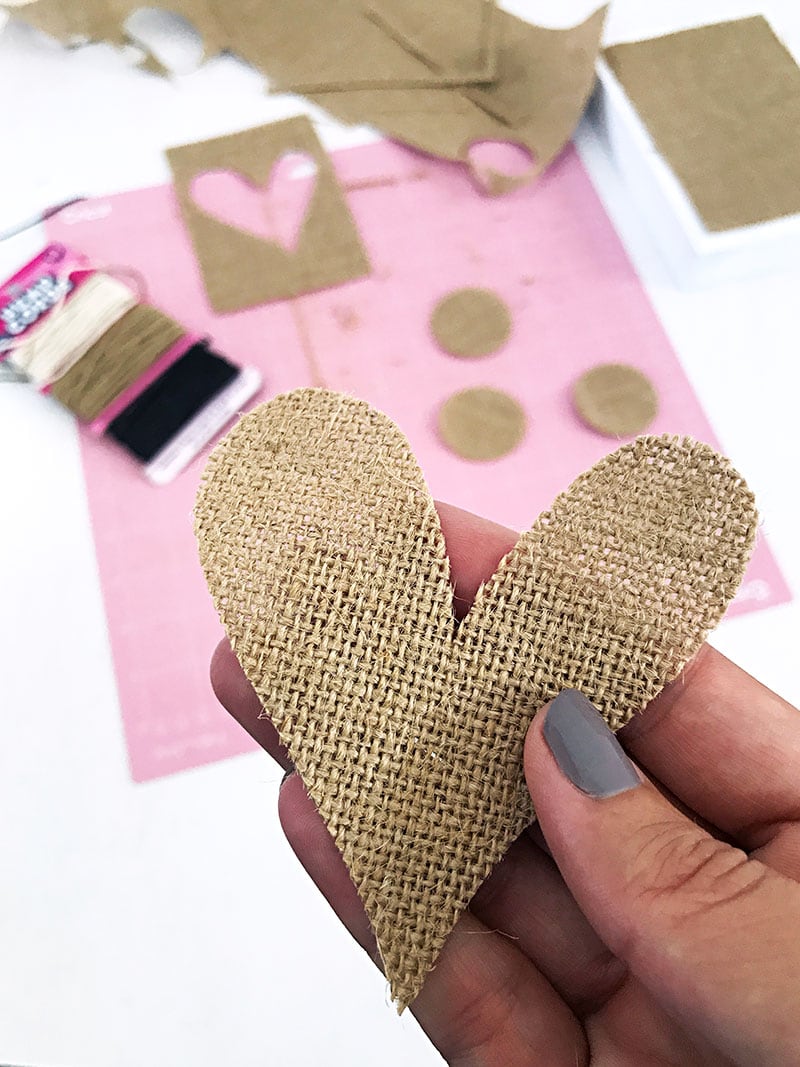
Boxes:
[48,140,791,782]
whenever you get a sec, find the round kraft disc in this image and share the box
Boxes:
[572,364,658,437]
[430,288,512,359]
[438,387,526,461]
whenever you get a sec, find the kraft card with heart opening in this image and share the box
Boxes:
[167,117,371,314]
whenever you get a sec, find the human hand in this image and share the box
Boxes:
[211,502,800,1066]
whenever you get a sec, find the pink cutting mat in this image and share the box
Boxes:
[48,140,791,782]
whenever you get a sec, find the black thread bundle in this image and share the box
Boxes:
[107,341,239,461]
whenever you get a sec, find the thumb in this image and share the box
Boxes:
[525,689,800,1066]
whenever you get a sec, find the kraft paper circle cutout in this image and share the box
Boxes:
[438,387,526,461]
[573,363,659,437]
[430,288,512,360]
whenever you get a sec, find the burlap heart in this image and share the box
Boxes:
[195,389,757,1009]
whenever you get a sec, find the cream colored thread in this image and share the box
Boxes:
[7,273,137,386]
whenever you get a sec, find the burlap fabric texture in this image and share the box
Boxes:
[195,389,757,1010]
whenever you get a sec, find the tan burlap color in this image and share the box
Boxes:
[195,389,757,1010]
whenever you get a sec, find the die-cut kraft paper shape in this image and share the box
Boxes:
[166,117,370,313]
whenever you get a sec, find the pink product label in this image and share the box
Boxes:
[0,243,92,355]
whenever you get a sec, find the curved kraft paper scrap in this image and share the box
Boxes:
[194,389,757,1010]
[8,0,224,59]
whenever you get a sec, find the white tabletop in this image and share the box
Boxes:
[1,3,799,1065]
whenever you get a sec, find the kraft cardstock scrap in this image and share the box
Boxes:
[272,0,499,92]
[12,0,498,89]
[365,0,498,85]
[13,0,606,190]
[604,17,800,232]
[195,389,757,1008]
[7,0,130,45]
[465,6,608,132]
[167,117,370,313]
[11,0,226,55]
[213,0,488,94]
[309,6,608,189]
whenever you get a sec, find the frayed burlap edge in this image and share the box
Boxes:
[195,389,757,1010]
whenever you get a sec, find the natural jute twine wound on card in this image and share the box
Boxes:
[50,304,184,421]
[195,389,757,1010]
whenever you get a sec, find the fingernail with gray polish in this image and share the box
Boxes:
[543,690,641,799]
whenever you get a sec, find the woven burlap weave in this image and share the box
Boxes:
[195,389,757,1010]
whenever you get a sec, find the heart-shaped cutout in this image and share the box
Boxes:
[190,152,319,252]
[195,390,757,1009]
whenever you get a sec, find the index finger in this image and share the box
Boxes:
[620,647,800,874]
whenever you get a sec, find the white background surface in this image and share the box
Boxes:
[1,3,799,1065]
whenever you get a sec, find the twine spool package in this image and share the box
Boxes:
[195,388,757,1009]
[0,243,261,483]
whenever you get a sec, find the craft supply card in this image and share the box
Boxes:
[48,139,791,781]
